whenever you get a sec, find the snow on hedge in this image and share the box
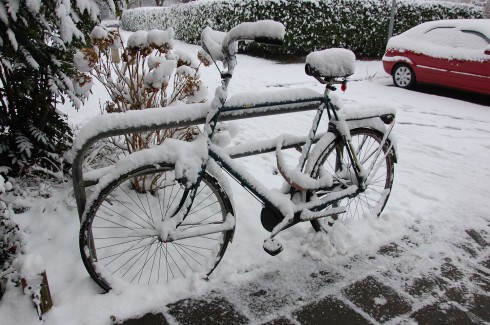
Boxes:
[121,0,482,58]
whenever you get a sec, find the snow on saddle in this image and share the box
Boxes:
[305,48,356,79]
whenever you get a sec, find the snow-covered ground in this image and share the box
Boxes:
[1,38,489,324]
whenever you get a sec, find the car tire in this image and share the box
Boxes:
[392,64,416,89]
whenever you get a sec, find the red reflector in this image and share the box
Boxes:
[341,82,347,92]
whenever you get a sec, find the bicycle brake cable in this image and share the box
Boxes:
[202,43,223,75]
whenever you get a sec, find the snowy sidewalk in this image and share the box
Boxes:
[115,226,490,325]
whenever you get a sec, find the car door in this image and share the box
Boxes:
[447,30,490,95]
[414,27,454,85]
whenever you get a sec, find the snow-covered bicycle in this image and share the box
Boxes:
[73,21,397,291]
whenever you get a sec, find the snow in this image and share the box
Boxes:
[387,19,490,61]
[201,26,230,63]
[25,0,41,14]
[222,20,285,55]
[89,26,108,41]
[147,28,174,48]
[380,55,412,64]
[2,29,490,325]
[306,48,356,77]
[71,102,209,153]
[73,50,93,73]
[144,59,176,89]
[127,30,148,49]
[0,175,12,193]
[17,254,45,282]
[276,136,333,190]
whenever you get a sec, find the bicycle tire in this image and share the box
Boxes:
[79,164,234,292]
[309,128,395,231]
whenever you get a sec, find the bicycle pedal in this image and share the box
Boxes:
[263,238,283,256]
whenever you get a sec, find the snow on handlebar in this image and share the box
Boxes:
[200,27,231,63]
[200,20,285,63]
[221,20,285,55]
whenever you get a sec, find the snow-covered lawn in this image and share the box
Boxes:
[1,39,489,324]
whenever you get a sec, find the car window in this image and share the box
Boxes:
[422,27,488,50]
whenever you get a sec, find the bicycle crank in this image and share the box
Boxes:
[261,206,300,232]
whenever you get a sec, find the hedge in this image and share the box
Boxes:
[121,0,482,58]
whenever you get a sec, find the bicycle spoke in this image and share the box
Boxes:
[134,243,154,284]
[119,186,155,228]
[99,203,148,229]
[163,243,172,281]
[165,246,185,278]
[92,214,135,230]
[145,191,155,224]
[174,242,213,251]
[103,237,150,267]
[157,172,167,220]
[180,211,222,231]
[148,243,160,285]
[99,239,156,261]
[171,244,198,272]
[188,191,215,213]
[157,242,163,283]
[165,182,177,216]
[134,242,160,284]
[173,242,207,259]
[120,239,157,278]
[187,200,219,217]
[97,237,147,250]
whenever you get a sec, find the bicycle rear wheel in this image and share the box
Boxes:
[80,164,234,292]
[309,128,395,231]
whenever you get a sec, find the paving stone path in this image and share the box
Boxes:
[114,227,490,325]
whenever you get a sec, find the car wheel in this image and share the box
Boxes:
[392,64,416,89]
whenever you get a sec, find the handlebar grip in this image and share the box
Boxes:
[222,20,285,54]
[254,36,284,46]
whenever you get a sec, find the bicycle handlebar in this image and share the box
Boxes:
[201,20,285,64]
[222,20,285,55]
[201,27,230,63]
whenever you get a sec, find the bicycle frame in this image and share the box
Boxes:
[168,61,395,240]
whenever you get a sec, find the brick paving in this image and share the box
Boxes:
[114,227,490,325]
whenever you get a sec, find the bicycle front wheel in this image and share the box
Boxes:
[310,128,395,231]
[80,164,234,292]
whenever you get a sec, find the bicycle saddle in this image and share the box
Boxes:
[305,48,356,79]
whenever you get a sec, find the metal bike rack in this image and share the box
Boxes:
[72,95,325,220]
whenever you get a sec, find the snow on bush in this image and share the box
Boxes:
[74,25,210,192]
[121,0,482,58]
[0,176,24,300]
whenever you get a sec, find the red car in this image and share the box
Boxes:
[383,19,490,95]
